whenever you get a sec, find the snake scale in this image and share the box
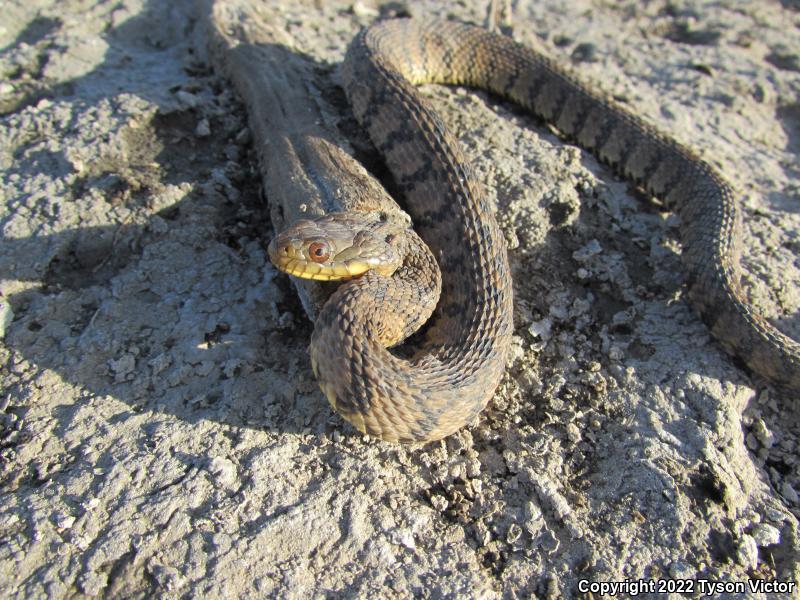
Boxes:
[210,10,800,443]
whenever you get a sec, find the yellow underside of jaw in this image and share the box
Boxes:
[278,259,370,281]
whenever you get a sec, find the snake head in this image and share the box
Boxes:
[268,211,408,281]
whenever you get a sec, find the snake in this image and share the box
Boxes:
[211,12,800,443]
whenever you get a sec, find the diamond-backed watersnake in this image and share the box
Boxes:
[210,13,800,442]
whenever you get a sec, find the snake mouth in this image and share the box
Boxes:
[276,259,370,281]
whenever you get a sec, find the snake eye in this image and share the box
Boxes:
[308,241,330,263]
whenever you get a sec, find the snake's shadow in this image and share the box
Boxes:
[2,1,335,440]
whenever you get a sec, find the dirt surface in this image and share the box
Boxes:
[2,0,800,598]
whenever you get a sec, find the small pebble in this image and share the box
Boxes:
[780,482,798,505]
[549,303,569,322]
[209,456,237,487]
[54,514,76,530]
[766,508,788,522]
[392,529,415,550]
[669,561,693,579]
[195,119,211,137]
[751,523,780,547]
[175,90,199,108]
[537,480,571,520]
[572,239,603,262]
[528,318,552,341]
[466,458,481,478]
[350,1,378,17]
[109,354,136,382]
[222,359,240,378]
[608,345,625,360]
[736,535,758,569]
[752,419,775,449]
[430,495,448,511]
[566,423,581,444]
[449,463,465,480]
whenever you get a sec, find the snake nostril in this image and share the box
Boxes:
[283,246,290,254]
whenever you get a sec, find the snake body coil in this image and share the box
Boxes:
[294,19,800,442]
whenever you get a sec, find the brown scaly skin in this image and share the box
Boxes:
[211,9,798,442]
[307,18,800,441]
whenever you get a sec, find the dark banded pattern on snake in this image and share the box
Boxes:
[304,18,800,442]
